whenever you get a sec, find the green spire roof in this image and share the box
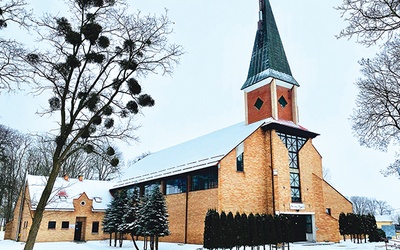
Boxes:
[242,0,298,90]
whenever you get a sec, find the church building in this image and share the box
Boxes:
[112,0,352,244]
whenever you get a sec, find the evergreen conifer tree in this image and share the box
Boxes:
[102,189,129,247]
[118,187,141,250]
[138,185,169,250]
[274,215,283,245]
[234,212,242,250]
[226,212,235,249]
[339,212,348,241]
[247,213,256,248]
[241,213,249,250]
[266,214,276,248]
[204,209,216,250]
[220,211,227,249]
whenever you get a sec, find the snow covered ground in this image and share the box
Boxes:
[1,231,400,250]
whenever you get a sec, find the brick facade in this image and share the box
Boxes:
[5,186,109,242]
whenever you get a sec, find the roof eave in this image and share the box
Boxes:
[262,121,319,139]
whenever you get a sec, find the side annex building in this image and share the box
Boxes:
[111,0,353,245]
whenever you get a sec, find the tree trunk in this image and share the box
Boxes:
[119,232,123,247]
[130,233,139,250]
[114,231,117,247]
[109,233,112,246]
[23,160,62,250]
[155,235,159,250]
[150,235,154,250]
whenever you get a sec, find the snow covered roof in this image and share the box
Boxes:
[113,118,317,189]
[27,175,112,212]
[375,215,395,223]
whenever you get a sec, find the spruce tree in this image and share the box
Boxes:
[138,185,169,250]
[118,187,140,250]
[102,189,129,247]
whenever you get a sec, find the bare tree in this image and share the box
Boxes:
[375,200,393,215]
[15,1,182,249]
[337,0,400,46]
[350,37,400,178]
[337,0,400,178]
[0,0,30,92]
[350,196,377,215]
[322,166,332,181]
[0,124,30,223]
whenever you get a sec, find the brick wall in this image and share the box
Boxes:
[8,188,109,243]
[276,85,293,121]
[219,128,271,214]
[162,193,186,243]
[246,84,272,124]
[187,188,218,244]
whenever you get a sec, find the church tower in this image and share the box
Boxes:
[243,0,299,125]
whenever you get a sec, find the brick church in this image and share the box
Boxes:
[112,0,352,245]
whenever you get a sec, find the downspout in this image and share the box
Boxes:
[184,175,189,244]
[16,173,28,241]
[269,130,276,215]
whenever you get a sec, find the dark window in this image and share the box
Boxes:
[254,97,264,110]
[92,221,99,233]
[326,208,331,215]
[48,221,56,229]
[236,153,244,172]
[236,142,244,172]
[61,221,69,229]
[306,215,313,233]
[278,96,288,108]
[191,169,218,191]
[23,221,28,229]
[278,132,307,203]
[144,182,160,196]
[166,176,187,195]
[290,173,301,202]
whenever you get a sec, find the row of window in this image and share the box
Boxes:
[140,168,219,196]
[47,221,99,233]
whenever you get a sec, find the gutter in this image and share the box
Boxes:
[270,130,276,215]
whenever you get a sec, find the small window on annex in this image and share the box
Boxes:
[191,168,218,191]
[61,221,69,229]
[236,142,244,172]
[48,221,56,230]
[166,176,187,195]
[92,221,99,233]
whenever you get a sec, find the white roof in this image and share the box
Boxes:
[27,175,112,212]
[113,120,265,189]
[375,215,395,223]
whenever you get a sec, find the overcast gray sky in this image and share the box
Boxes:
[1,0,399,211]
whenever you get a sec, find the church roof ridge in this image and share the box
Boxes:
[242,0,298,90]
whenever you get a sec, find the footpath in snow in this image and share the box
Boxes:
[2,231,400,250]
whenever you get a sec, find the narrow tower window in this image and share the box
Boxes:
[254,98,264,110]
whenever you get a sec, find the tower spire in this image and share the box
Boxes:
[242,0,298,90]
